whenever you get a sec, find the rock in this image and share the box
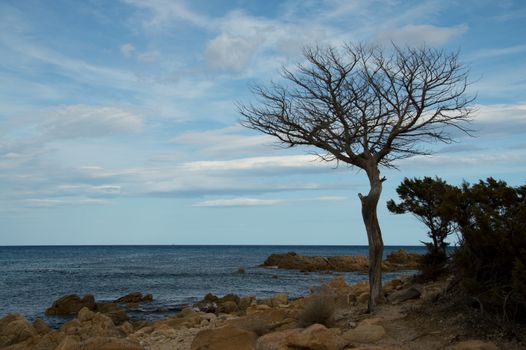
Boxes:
[287,323,348,350]
[142,294,153,302]
[261,252,332,272]
[239,267,246,273]
[217,300,238,314]
[256,328,297,350]
[78,307,95,322]
[94,303,129,325]
[383,249,422,271]
[114,292,143,303]
[350,347,404,350]
[387,287,421,304]
[239,296,256,311]
[178,307,196,318]
[262,251,422,273]
[126,302,139,309]
[256,324,347,350]
[45,294,95,315]
[191,324,258,350]
[259,298,273,307]
[327,256,369,272]
[195,293,219,313]
[61,311,120,340]
[57,336,143,350]
[271,293,288,307]
[33,318,51,334]
[382,278,403,294]
[344,323,386,343]
[452,340,499,350]
[0,314,37,347]
[119,321,134,335]
[228,308,295,335]
[219,293,240,305]
[104,309,129,325]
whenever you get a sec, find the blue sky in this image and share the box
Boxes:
[1,0,525,245]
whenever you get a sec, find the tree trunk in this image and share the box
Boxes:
[359,164,384,312]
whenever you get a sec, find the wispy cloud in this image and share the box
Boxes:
[193,195,347,207]
[376,24,467,46]
[40,105,144,139]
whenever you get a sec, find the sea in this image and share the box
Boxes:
[0,245,425,328]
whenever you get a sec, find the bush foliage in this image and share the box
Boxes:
[390,176,526,322]
[387,176,461,280]
[453,178,526,322]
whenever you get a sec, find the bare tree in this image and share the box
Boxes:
[239,43,473,311]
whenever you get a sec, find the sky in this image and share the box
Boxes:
[1,0,525,245]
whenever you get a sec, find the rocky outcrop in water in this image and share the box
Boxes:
[261,249,422,273]
[45,294,95,315]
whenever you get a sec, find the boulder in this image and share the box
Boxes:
[287,324,348,350]
[219,293,241,305]
[95,303,129,325]
[239,296,256,311]
[61,311,120,340]
[77,307,95,322]
[228,308,296,335]
[217,301,238,314]
[271,293,288,307]
[387,287,421,304]
[45,294,95,315]
[452,340,499,350]
[191,324,258,350]
[114,292,152,304]
[195,293,219,313]
[344,323,386,343]
[33,318,51,335]
[256,324,347,350]
[256,328,297,350]
[56,336,143,350]
[0,314,37,347]
[383,249,422,271]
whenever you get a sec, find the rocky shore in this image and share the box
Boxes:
[0,251,521,350]
[1,272,520,350]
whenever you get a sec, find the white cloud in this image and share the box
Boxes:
[377,24,468,46]
[177,155,326,173]
[122,0,213,29]
[41,105,144,139]
[466,44,526,61]
[137,50,160,63]
[205,33,259,72]
[192,195,347,207]
[120,43,135,58]
[170,125,274,156]
[23,198,109,208]
[472,103,526,135]
[193,197,283,207]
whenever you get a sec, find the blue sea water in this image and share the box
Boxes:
[0,245,425,328]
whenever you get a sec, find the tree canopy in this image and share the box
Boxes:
[240,43,473,311]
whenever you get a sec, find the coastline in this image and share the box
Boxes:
[1,248,523,349]
[1,273,519,350]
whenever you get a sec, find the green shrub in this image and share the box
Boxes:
[387,176,460,280]
[452,178,526,322]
